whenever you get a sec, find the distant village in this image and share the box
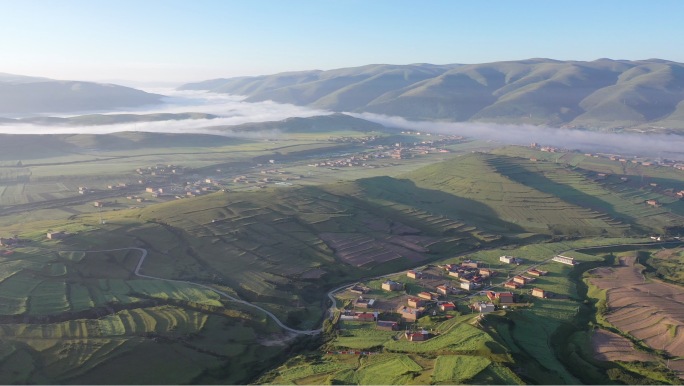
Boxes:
[72,134,466,206]
[334,254,576,343]
[530,142,684,171]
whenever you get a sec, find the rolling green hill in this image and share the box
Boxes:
[181,59,684,130]
[206,113,388,134]
[0,131,252,161]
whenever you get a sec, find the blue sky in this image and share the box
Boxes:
[1,0,682,83]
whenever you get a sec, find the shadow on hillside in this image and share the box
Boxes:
[490,156,640,232]
[352,176,527,235]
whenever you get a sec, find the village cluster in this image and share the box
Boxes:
[335,254,577,342]
[67,134,467,211]
[308,135,463,169]
[531,142,684,170]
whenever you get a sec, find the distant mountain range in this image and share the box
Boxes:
[0,73,163,116]
[180,59,684,131]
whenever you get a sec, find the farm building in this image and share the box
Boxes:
[406,270,422,279]
[472,302,495,313]
[646,199,660,207]
[504,281,521,289]
[382,280,403,292]
[552,255,576,265]
[448,270,462,278]
[405,330,430,342]
[376,320,399,331]
[527,268,548,276]
[487,291,515,304]
[407,297,426,308]
[438,302,456,311]
[398,306,423,321]
[500,255,523,264]
[355,297,376,309]
[532,288,547,298]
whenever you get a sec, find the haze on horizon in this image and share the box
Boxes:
[2,0,683,84]
[0,88,682,161]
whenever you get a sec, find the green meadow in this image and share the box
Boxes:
[1,128,684,384]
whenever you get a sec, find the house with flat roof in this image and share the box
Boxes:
[552,255,576,265]
[532,288,547,298]
[407,297,425,308]
[487,291,515,304]
[472,302,495,313]
[460,281,475,291]
[355,297,376,309]
[439,302,456,311]
[527,268,548,276]
[504,281,521,289]
[500,255,523,264]
[46,232,68,240]
[355,312,377,322]
[405,330,430,341]
[382,280,403,292]
[398,306,423,321]
[479,268,495,278]
[417,292,434,300]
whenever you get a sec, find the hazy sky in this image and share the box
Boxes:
[1,0,682,83]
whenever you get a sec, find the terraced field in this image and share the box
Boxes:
[588,254,684,357]
[265,317,522,385]
[0,247,288,384]
[400,153,631,236]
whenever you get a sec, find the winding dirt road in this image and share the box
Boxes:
[66,240,683,337]
[74,247,322,335]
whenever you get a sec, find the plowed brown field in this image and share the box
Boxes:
[589,255,684,358]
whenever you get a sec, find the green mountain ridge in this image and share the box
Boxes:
[180,59,684,130]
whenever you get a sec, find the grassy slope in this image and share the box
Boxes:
[0,248,287,384]
[399,152,634,237]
